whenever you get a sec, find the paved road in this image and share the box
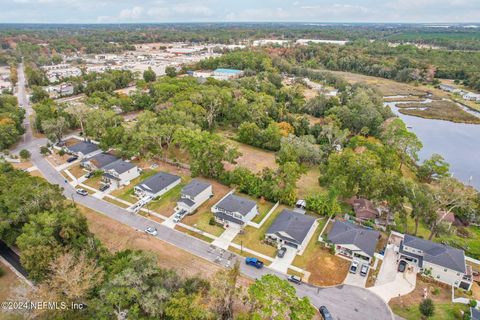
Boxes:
[13,63,394,320]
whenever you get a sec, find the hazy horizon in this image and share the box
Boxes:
[1,0,479,24]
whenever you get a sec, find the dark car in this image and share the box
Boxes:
[66,155,78,163]
[85,171,94,179]
[398,260,407,273]
[319,306,333,320]
[245,257,264,269]
[99,184,110,192]
[287,275,302,284]
[277,247,287,258]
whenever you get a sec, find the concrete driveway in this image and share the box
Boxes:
[211,226,241,249]
[343,261,368,287]
[269,246,297,273]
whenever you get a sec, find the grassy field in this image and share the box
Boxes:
[396,100,480,124]
[232,205,288,258]
[292,218,350,286]
[296,167,324,199]
[182,209,225,237]
[223,138,278,174]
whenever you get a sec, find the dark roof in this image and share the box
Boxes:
[103,159,136,174]
[266,209,316,245]
[67,141,99,155]
[327,220,380,258]
[399,242,424,268]
[178,198,195,207]
[135,172,180,194]
[471,308,480,320]
[352,198,377,221]
[403,234,466,273]
[214,211,244,225]
[103,172,120,181]
[182,179,211,198]
[82,152,118,169]
[215,194,257,216]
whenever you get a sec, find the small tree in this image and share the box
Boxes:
[165,66,177,78]
[19,149,31,160]
[419,298,435,318]
[143,67,156,82]
[40,146,50,155]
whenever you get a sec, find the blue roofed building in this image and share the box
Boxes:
[212,68,243,80]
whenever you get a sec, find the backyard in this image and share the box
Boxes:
[292,218,350,286]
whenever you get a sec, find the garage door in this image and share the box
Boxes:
[285,241,298,249]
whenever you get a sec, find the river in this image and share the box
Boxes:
[384,99,480,190]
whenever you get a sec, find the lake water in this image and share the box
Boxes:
[384,100,480,190]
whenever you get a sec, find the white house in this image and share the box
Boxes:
[101,159,140,188]
[211,193,258,228]
[463,92,480,101]
[327,220,380,263]
[176,179,213,214]
[399,234,472,290]
[134,172,181,199]
[266,209,317,251]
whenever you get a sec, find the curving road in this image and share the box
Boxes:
[13,63,394,320]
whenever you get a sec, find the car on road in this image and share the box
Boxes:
[145,227,158,236]
[66,155,78,163]
[319,306,333,320]
[75,188,88,196]
[245,257,264,269]
[360,264,369,277]
[277,247,287,258]
[99,184,110,192]
[349,260,359,274]
[287,275,302,284]
[398,260,407,273]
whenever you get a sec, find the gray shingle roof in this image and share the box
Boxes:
[179,198,195,207]
[267,209,316,245]
[67,141,99,155]
[403,234,466,273]
[182,179,211,198]
[214,211,244,225]
[328,220,380,258]
[82,152,118,169]
[102,159,136,174]
[215,194,257,216]
[136,172,181,194]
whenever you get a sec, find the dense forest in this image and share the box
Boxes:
[0,94,25,150]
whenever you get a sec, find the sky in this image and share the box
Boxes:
[0,0,479,24]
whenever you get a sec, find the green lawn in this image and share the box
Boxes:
[182,210,225,237]
[251,198,276,224]
[391,303,468,320]
[83,175,103,189]
[292,217,327,268]
[232,205,287,258]
[146,183,185,216]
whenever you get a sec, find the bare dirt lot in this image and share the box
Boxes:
[224,139,278,174]
[0,262,23,302]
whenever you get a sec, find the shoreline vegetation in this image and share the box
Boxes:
[395,100,480,124]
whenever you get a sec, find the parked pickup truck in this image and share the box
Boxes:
[245,257,264,269]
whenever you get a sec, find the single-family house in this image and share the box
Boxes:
[327,220,380,263]
[80,152,119,171]
[265,209,317,251]
[463,92,480,101]
[102,159,140,188]
[211,194,258,228]
[176,179,213,214]
[66,141,100,159]
[134,172,181,199]
[350,198,395,230]
[399,234,472,290]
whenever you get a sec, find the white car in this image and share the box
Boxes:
[145,227,158,236]
[349,261,359,274]
[76,188,88,196]
[360,264,369,277]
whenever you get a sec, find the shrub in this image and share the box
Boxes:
[432,287,440,295]
[209,217,216,226]
[419,298,435,318]
[19,149,31,160]
[0,267,4,277]
[470,299,477,308]
[58,149,65,156]
[40,146,50,155]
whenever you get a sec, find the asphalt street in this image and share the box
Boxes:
[11,63,394,320]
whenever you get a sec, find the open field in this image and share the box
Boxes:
[330,71,427,96]
[77,204,223,279]
[296,167,324,199]
[396,100,480,124]
[224,139,278,174]
[233,205,288,258]
[292,219,349,286]
[390,275,468,320]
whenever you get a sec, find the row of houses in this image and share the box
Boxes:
[439,84,480,102]
[327,219,473,290]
